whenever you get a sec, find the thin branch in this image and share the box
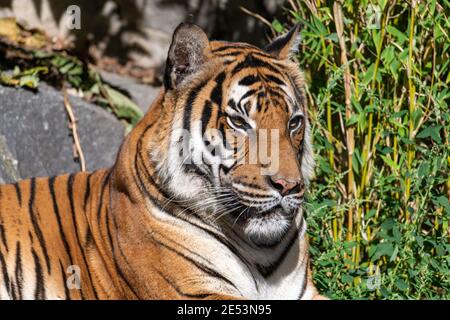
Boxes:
[63,88,86,172]
[239,6,276,38]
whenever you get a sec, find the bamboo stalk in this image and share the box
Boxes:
[405,1,417,221]
[333,2,355,253]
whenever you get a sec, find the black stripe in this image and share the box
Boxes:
[235,181,268,191]
[104,207,115,256]
[97,171,112,222]
[135,146,175,206]
[227,99,240,113]
[131,145,164,209]
[251,51,279,60]
[256,220,303,277]
[183,80,208,132]
[287,75,305,108]
[13,183,22,206]
[85,228,93,246]
[214,51,243,57]
[219,163,233,175]
[67,174,95,299]
[257,91,265,111]
[0,251,11,299]
[31,248,46,300]
[59,260,71,300]
[215,50,275,60]
[211,72,226,107]
[212,44,257,53]
[298,262,309,300]
[150,235,239,293]
[10,280,17,300]
[239,75,260,86]
[107,215,141,299]
[184,162,212,179]
[83,174,92,212]
[263,74,286,86]
[231,54,282,76]
[0,224,8,252]
[131,125,157,204]
[28,178,51,274]
[93,170,139,299]
[155,269,213,299]
[48,177,74,267]
[239,89,257,102]
[14,241,23,300]
[231,189,274,200]
[201,100,213,135]
[266,88,285,99]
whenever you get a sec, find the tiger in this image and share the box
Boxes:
[0,23,327,300]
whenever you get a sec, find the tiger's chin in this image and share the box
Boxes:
[232,206,295,247]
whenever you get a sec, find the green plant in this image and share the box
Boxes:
[279,0,449,299]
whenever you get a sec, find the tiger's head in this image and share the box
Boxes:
[158,23,314,247]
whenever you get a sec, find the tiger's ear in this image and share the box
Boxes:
[265,24,301,60]
[164,23,211,90]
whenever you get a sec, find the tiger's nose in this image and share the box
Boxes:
[269,177,303,196]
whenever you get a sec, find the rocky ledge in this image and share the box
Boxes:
[0,80,159,184]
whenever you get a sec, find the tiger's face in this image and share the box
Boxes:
[161,24,314,246]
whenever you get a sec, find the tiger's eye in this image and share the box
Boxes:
[229,116,249,130]
[289,115,303,131]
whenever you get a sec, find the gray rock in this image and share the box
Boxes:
[0,83,125,183]
[0,135,20,184]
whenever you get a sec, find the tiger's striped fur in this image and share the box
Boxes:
[0,23,326,300]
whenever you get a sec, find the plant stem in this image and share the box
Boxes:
[405,1,417,221]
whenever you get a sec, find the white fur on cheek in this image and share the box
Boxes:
[162,112,206,199]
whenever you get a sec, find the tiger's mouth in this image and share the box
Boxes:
[230,204,290,221]
[228,204,295,246]
[227,189,303,221]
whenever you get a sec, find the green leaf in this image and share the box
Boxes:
[392,227,402,243]
[386,26,408,45]
[433,196,450,216]
[102,85,144,126]
[272,19,284,33]
[372,29,382,53]
[417,162,430,178]
[390,245,399,262]
[362,63,375,85]
[346,114,358,126]
[19,75,39,88]
[380,155,399,171]
[435,244,446,256]
[416,125,443,144]
[313,16,328,37]
[59,62,76,75]
[416,236,424,247]
[395,279,408,291]
[371,242,394,260]
[342,274,354,284]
